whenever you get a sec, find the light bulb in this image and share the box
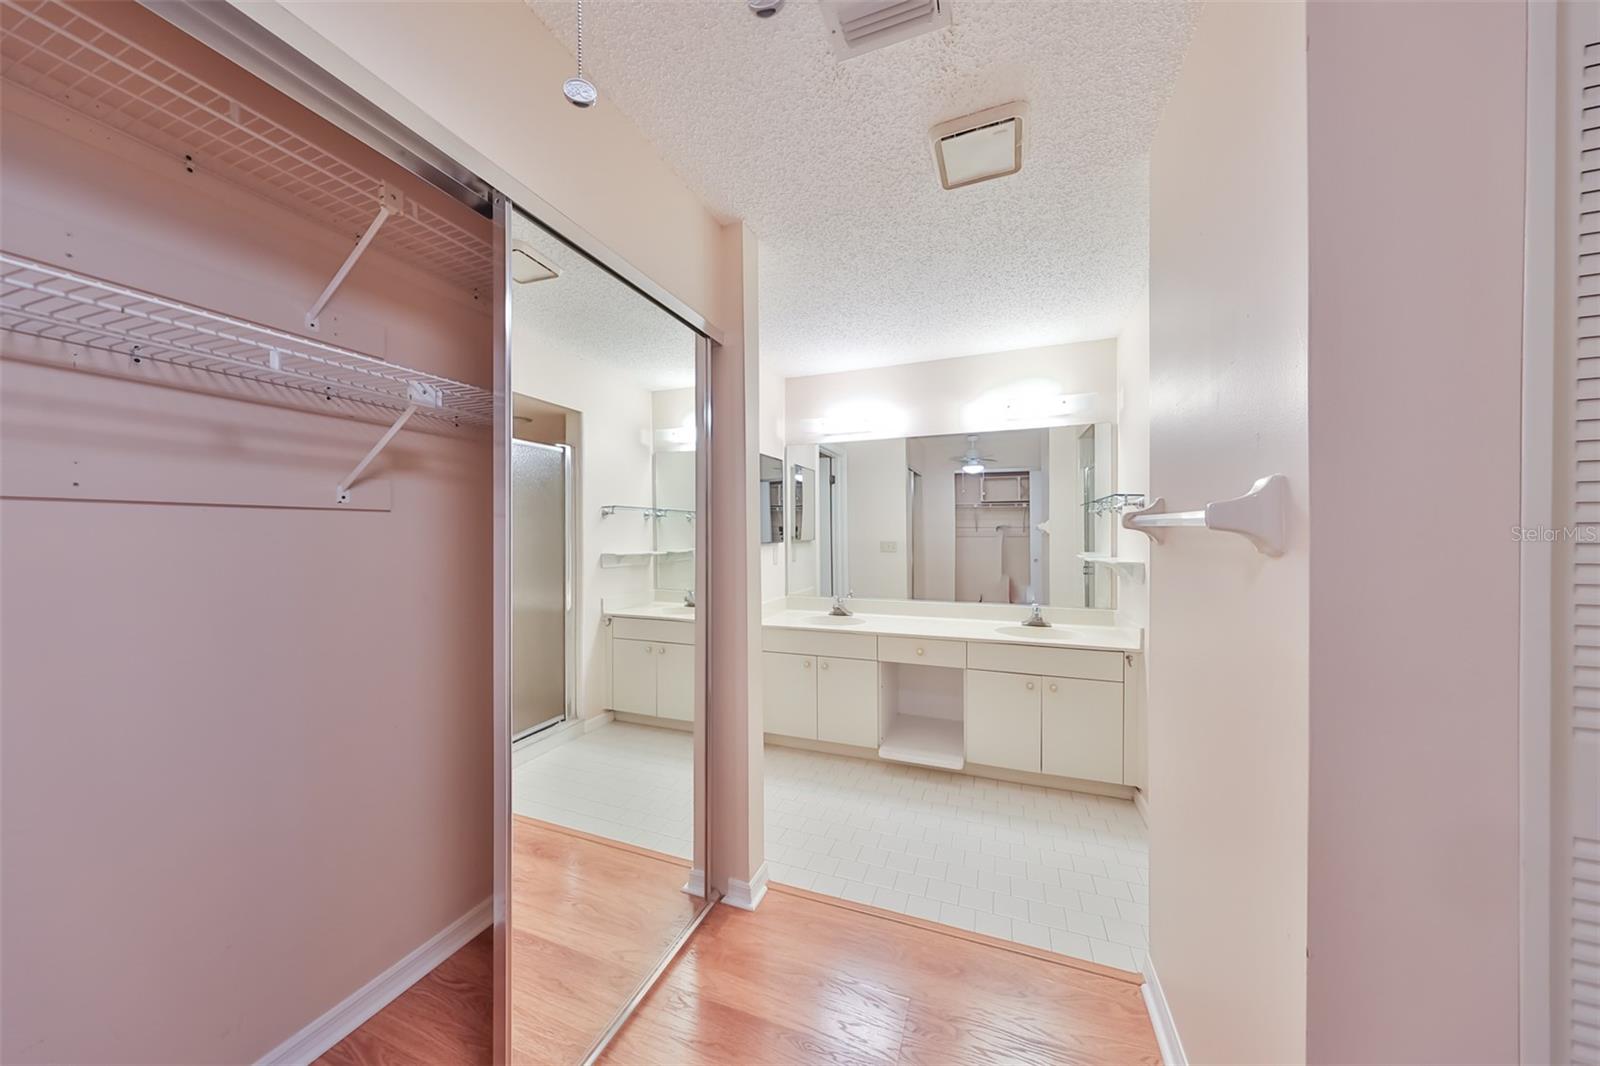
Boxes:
[962,462,985,475]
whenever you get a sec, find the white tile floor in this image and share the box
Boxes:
[512,720,1149,971]
[512,721,695,858]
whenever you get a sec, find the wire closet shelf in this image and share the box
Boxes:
[0,252,494,429]
[0,0,493,296]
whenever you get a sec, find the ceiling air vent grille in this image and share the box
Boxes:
[820,0,952,60]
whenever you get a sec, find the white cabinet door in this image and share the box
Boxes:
[612,639,658,716]
[1041,677,1124,783]
[965,668,1041,772]
[656,642,694,722]
[816,657,878,748]
[762,651,817,739]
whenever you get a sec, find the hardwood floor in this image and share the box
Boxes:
[509,817,704,1064]
[314,930,492,1066]
[317,824,1159,1065]
[599,885,1160,1066]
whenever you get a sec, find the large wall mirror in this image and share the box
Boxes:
[785,422,1119,610]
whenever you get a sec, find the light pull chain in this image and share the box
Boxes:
[562,0,597,108]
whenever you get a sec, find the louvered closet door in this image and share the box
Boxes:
[1564,8,1600,1061]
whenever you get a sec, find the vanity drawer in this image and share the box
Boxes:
[763,627,877,661]
[612,617,695,645]
[878,635,966,669]
[966,641,1122,683]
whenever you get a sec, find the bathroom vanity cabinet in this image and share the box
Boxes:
[603,604,1143,794]
[760,627,881,747]
[608,617,695,722]
[758,614,1141,792]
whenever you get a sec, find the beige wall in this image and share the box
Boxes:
[1304,3,1526,1061]
[0,21,492,1061]
[1146,3,1309,1063]
[784,340,1117,444]
[240,0,731,329]
[1115,290,1151,629]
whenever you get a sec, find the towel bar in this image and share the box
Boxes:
[1121,474,1288,557]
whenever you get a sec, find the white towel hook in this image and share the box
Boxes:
[1121,474,1289,557]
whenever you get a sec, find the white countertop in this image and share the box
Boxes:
[605,602,697,622]
[761,609,1142,653]
[605,603,1141,653]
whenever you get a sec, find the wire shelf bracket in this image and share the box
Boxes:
[307,182,401,330]
[1121,474,1289,557]
[336,399,417,503]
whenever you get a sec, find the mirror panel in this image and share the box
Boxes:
[506,208,706,1064]
[759,453,784,545]
[792,463,816,542]
[785,423,1118,610]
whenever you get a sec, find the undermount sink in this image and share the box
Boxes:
[807,614,866,626]
[993,625,1080,642]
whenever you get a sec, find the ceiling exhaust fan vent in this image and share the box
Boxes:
[931,102,1027,190]
[820,0,952,60]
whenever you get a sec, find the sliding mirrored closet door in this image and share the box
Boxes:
[500,205,709,1064]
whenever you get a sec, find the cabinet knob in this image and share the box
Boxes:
[803,659,812,669]
[1026,681,1036,691]
[820,660,829,670]
[1049,683,1058,693]
[658,646,667,655]
[915,647,925,656]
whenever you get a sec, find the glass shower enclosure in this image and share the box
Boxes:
[511,439,570,739]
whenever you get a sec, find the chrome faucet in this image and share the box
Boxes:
[1022,602,1051,628]
[828,591,854,617]
[683,589,695,608]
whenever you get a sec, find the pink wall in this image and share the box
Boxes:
[1146,3,1309,1062]
[0,11,491,1062]
[1304,3,1526,1060]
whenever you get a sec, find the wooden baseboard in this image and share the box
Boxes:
[255,898,492,1066]
[766,881,1143,985]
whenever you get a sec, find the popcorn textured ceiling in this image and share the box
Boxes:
[526,0,1197,378]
